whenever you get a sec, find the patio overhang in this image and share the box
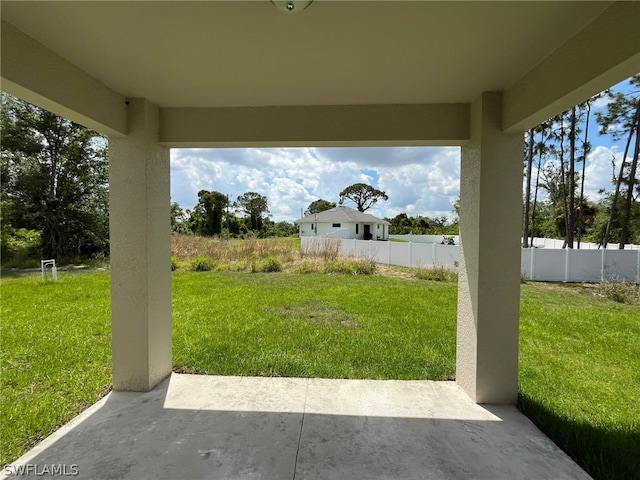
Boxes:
[159,103,471,148]
[2,0,639,404]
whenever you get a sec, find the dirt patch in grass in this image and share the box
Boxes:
[173,366,209,375]
[270,301,357,327]
[375,264,417,280]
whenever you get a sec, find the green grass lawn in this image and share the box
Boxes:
[172,271,456,379]
[1,270,638,479]
[518,282,640,480]
[0,271,112,465]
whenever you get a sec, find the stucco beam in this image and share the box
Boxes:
[503,1,640,133]
[1,20,128,136]
[159,104,470,147]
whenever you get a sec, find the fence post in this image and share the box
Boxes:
[564,248,570,282]
[530,246,536,281]
[408,242,412,268]
[601,248,605,282]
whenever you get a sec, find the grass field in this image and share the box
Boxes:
[0,271,112,465]
[1,267,638,479]
[518,282,640,480]
[172,271,456,379]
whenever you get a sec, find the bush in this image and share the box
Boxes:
[190,255,213,272]
[251,256,282,273]
[171,256,179,271]
[261,256,282,273]
[596,277,639,305]
[1,228,42,267]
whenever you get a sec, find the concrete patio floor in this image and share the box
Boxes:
[4,374,592,480]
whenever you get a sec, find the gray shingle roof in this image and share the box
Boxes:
[295,206,390,225]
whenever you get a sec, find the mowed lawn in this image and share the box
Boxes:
[1,269,638,479]
[172,271,456,380]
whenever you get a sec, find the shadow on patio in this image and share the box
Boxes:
[3,374,591,480]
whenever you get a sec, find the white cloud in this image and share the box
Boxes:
[170,140,626,225]
[583,145,625,201]
[524,144,626,206]
[170,147,462,223]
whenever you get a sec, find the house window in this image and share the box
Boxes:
[332,223,341,228]
[311,224,314,230]
[377,225,380,229]
[356,224,359,234]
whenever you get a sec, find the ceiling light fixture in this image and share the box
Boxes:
[271,1,313,14]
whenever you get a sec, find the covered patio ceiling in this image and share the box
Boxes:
[2,1,639,144]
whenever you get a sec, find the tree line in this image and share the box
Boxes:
[1,94,109,266]
[2,76,638,265]
[173,182,458,239]
[171,190,297,239]
[171,183,394,238]
[522,74,639,249]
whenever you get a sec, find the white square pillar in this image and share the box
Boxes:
[108,98,172,391]
[457,92,523,404]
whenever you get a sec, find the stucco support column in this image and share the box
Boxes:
[457,92,523,404]
[108,98,172,391]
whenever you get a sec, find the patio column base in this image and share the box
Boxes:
[108,98,172,391]
[456,92,523,404]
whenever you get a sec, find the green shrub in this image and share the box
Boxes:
[190,255,213,272]
[251,256,282,273]
[171,256,179,271]
[261,256,282,273]
[1,228,42,267]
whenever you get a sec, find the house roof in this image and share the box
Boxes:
[295,206,390,225]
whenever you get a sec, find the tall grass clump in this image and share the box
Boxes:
[300,237,340,261]
[324,257,377,275]
[172,234,299,272]
[251,256,282,273]
[595,277,639,305]
[414,265,458,282]
[296,238,378,275]
[190,255,213,272]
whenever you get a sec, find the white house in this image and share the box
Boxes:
[295,206,390,240]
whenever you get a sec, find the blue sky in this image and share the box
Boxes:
[170,78,636,223]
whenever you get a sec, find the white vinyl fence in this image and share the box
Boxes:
[301,237,640,283]
[521,248,640,283]
[389,234,640,250]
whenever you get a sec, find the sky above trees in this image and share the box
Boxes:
[169,78,634,223]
